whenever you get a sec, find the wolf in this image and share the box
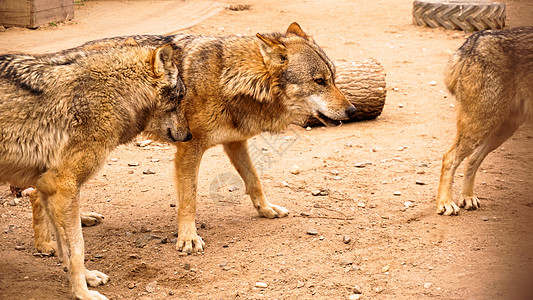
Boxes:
[0,43,190,299]
[26,23,356,255]
[436,26,533,216]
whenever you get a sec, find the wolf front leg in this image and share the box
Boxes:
[223,140,289,218]
[28,190,57,256]
[174,141,206,253]
[37,153,109,299]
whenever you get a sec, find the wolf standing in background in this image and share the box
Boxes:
[168,23,356,253]
[436,26,533,216]
[0,43,190,299]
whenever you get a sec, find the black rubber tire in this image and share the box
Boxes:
[413,0,506,31]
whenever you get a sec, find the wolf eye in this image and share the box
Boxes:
[314,78,326,86]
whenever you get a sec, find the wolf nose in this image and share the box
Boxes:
[346,105,357,118]
[184,131,192,142]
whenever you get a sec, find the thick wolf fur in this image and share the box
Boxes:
[28,23,355,254]
[0,43,189,299]
[436,26,533,216]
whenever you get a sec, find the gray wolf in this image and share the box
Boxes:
[0,43,190,299]
[436,26,533,216]
[27,23,355,255]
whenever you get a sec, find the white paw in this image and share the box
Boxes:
[74,289,108,300]
[81,212,104,227]
[436,201,460,216]
[459,196,480,210]
[85,269,109,287]
[257,203,289,218]
[35,240,57,256]
[176,233,205,254]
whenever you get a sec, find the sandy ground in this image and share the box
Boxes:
[1,0,532,299]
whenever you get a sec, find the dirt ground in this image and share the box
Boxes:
[1,0,532,299]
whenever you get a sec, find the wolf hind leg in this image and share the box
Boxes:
[460,118,521,210]
[223,140,289,218]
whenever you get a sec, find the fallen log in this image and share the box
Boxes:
[304,58,386,126]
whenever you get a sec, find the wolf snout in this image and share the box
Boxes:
[167,127,192,142]
[345,105,356,118]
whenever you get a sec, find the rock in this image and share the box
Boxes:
[169,290,175,296]
[15,245,26,251]
[140,226,152,233]
[398,103,405,108]
[349,295,361,300]
[357,202,366,208]
[143,169,156,175]
[343,235,352,244]
[135,233,162,248]
[404,201,412,208]
[290,164,301,175]
[351,264,360,272]
[312,190,321,196]
[333,176,343,180]
[300,212,310,217]
[415,180,426,185]
[297,280,305,288]
[255,282,268,288]
[151,158,160,162]
[281,181,289,187]
[127,282,136,289]
[481,216,490,221]
[375,286,384,293]
[339,258,353,266]
[128,162,139,167]
[129,254,140,259]
[331,169,340,175]
[110,158,118,162]
[424,282,432,289]
[306,228,319,235]
[94,254,104,259]
[429,81,437,86]
[393,191,402,196]
[381,265,390,273]
[354,162,367,168]
[320,190,330,196]
[145,282,156,293]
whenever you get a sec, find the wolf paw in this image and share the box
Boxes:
[176,233,205,254]
[436,202,460,216]
[85,269,109,287]
[35,240,57,256]
[257,203,289,219]
[74,289,108,300]
[459,196,480,210]
[81,212,104,227]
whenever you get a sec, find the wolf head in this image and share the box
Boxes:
[256,23,356,126]
[145,44,192,142]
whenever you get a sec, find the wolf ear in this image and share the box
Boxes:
[286,22,314,42]
[152,43,174,77]
[256,33,288,68]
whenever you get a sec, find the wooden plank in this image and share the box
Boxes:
[33,0,73,13]
[0,0,32,13]
[31,5,74,27]
[0,0,74,27]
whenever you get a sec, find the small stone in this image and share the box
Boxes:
[354,162,367,168]
[15,245,25,251]
[300,212,310,217]
[393,191,402,196]
[110,158,118,162]
[127,282,136,289]
[306,126,312,131]
[375,286,384,293]
[343,235,352,244]
[333,176,342,181]
[319,190,329,196]
[94,254,104,259]
[143,169,156,175]
[170,203,176,207]
[222,266,232,271]
[255,282,268,288]
[349,295,361,300]
[404,201,412,208]
[429,81,437,86]
[0,26,5,32]
[145,282,156,293]
[296,281,305,288]
[178,252,188,256]
[290,164,301,175]
[281,181,289,187]
[381,265,390,273]
[481,216,490,221]
[312,190,321,196]
[129,254,140,259]
[331,169,340,175]
[228,186,238,192]
[128,162,139,167]
[357,202,366,208]
[151,158,160,162]
[351,264,360,272]
[306,228,319,235]
[339,258,353,266]
[398,103,405,108]
[169,290,175,296]
[424,282,432,289]
[415,180,426,185]
[140,226,152,233]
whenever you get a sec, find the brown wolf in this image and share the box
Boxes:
[0,43,190,299]
[26,23,355,255]
[436,26,533,216]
